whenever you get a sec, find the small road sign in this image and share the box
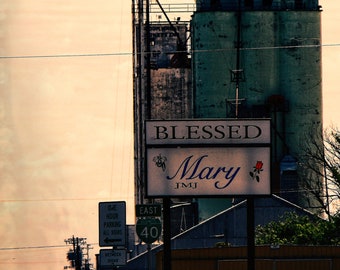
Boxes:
[136,218,162,244]
[136,204,162,217]
[99,201,126,247]
[100,249,126,267]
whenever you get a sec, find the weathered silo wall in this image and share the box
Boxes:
[278,11,322,157]
[191,10,321,152]
[192,11,237,118]
[195,0,320,11]
[191,10,322,208]
[192,11,281,118]
[240,12,279,107]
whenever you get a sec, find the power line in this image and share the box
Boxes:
[0,52,132,59]
[0,197,125,203]
[0,42,340,60]
[0,243,99,251]
[0,245,66,251]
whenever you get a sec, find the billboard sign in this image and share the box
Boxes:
[146,119,271,197]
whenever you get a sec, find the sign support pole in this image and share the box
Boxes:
[163,197,171,270]
[247,197,255,270]
[147,244,152,270]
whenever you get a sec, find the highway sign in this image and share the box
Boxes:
[136,218,162,244]
[99,201,126,247]
[100,249,126,267]
[136,204,162,217]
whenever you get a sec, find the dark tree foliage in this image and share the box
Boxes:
[255,212,340,246]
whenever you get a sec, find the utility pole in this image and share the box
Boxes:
[64,236,88,270]
[84,244,94,270]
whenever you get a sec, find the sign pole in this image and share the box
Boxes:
[247,197,255,270]
[163,198,171,270]
[147,244,152,270]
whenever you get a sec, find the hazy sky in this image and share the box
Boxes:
[0,1,133,269]
[0,1,339,270]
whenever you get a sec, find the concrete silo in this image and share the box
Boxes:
[192,0,322,208]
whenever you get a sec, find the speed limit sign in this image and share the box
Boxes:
[136,218,162,244]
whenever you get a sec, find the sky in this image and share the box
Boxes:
[0,1,134,269]
[0,1,339,270]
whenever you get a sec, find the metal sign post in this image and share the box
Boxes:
[247,197,255,270]
[163,198,171,270]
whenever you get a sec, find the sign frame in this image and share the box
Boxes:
[145,119,271,198]
[99,201,126,247]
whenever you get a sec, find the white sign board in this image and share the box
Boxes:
[99,201,126,247]
[146,119,271,197]
[100,249,126,267]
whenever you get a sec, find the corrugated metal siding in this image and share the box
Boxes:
[157,246,340,270]
[217,259,332,270]
[275,260,331,270]
[218,260,247,270]
[173,260,215,270]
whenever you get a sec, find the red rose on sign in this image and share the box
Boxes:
[249,161,263,182]
[255,161,263,172]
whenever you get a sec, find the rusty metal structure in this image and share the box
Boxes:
[132,1,195,205]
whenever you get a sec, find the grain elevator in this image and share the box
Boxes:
[133,0,323,217]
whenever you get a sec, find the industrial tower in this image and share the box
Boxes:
[133,0,323,217]
[192,0,323,209]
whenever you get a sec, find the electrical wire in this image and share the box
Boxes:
[0,52,132,59]
[0,42,339,60]
[0,242,99,251]
[0,245,66,251]
[0,197,120,203]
